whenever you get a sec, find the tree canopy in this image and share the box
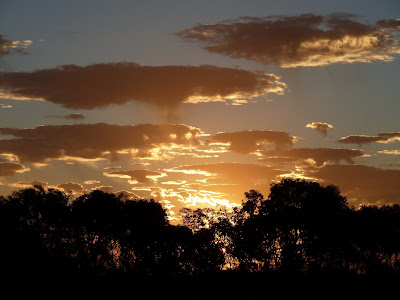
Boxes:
[1,179,400,282]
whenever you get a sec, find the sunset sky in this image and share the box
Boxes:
[0,0,399,222]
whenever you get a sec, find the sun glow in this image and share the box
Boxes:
[181,193,238,209]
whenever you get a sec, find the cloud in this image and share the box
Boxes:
[338,132,400,147]
[0,63,286,113]
[261,147,365,167]
[306,122,334,138]
[170,162,287,204]
[114,190,140,200]
[207,130,295,154]
[173,162,285,182]
[93,186,113,193]
[376,19,400,30]
[377,132,400,142]
[0,123,201,163]
[83,180,101,185]
[378,150,400,155]
[176,14,400,67]
[9,180,48,189]
[0,162,29,177]
[48,113,85,120]
[308,164,400,205]
[0,34,32,56]
[57,182,84,193]
[104,169,166,184]
[337,135,385,146]
[258,156,301,167]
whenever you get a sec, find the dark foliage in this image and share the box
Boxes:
[1,178,400,286]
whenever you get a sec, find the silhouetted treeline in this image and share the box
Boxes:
[2,179,400,283]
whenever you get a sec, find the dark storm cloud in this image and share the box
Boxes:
[0,123,201,164]
[176,14,400,67]
[0,34,32,56]
[207,130,295,154]
[0,63,285,109]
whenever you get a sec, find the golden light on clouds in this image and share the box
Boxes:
[0,123,202,163]
[338,132,400,147]
[3,2,400,280]
[0,64,285,115]
[176,14,400,67]
[0,8,400,227]
[378,150,400,155]
[306,122,335,138]
[0,34,32,55]
[104,169,167,184]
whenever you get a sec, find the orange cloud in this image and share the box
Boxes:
[0,123,201,163]
[0,34,32,55]
[308,164,400,206]
[93,186,113,193]
[207,130,295,154]
[0,63,285,112]
[261,147,365,167]
[173,162,285,182]
[57,182,84,194]
[9,180,48,188]
[171,162,287,204]
[176,14,400,67]
[378,150,400,155]
[104,169,166,184]
[378,132,400,142]
[306,122,334,138]
[0,162,29,177]
[83,180,101,185]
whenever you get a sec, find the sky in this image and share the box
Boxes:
[0,0,399,222]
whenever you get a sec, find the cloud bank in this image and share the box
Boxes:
[0,123,201,163]
[0,162,29,177]
[57,182,84,193]
[208,130,295,154]
[261,147,365,167]
[338,132,400,147]
[171,162,287,203]
[0,63,285,111]
[104,169,165,184]
[308,164,400,205]
[176,14,400,67]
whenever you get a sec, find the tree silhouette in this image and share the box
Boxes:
[1,179,400,282]
[233,179,353,273]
